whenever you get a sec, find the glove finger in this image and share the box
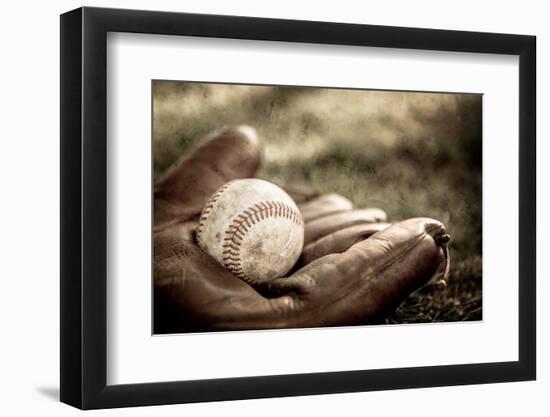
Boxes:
[297,222,391,267]
[154,125,261,225]
[269,217,449,326]
[304,208,387,245]
[298,194,353,222]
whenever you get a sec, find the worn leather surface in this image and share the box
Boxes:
[154,125,447,333]
[297,222,392,268]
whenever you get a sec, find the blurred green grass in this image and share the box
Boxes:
[153,81,482,323]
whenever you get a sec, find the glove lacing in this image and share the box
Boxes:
[434,234,451,289]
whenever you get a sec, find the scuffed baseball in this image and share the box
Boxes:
[196,179,304,284]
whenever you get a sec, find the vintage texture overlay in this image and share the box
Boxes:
[153,81,482,330]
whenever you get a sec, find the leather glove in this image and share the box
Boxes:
[154,125,449,333]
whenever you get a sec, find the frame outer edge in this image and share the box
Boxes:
[59,6,537,409]
[60,7,84,409]
[80,6,109,409]
[518,35,536,379]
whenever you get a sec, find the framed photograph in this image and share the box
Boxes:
[60,6,536,409]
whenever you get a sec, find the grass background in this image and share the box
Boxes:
[153,81,482,323]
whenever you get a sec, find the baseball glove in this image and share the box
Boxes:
[153,125,450,333]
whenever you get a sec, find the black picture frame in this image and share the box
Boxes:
[60,6,536,410]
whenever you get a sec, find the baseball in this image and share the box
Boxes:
[196,179,304,285]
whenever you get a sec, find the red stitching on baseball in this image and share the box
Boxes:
[196,181,235,242]
[221,200,303,284]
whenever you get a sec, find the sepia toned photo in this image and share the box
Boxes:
[153,81,482,334]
